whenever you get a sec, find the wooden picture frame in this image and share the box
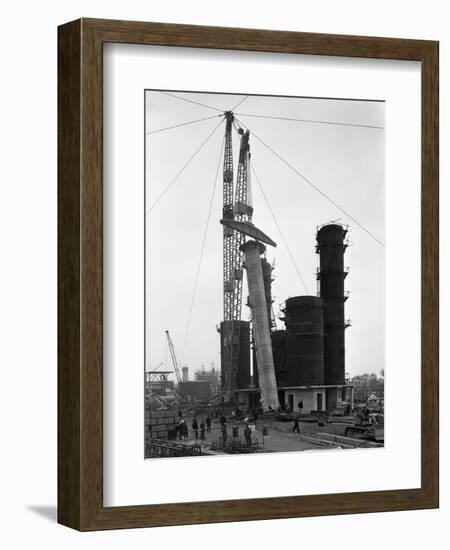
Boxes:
[58,18,439,531]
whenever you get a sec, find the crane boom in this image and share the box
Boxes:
[222,111,235,322]
[165,330,182,385]
[221,113,236,399]
[230,129,252,320]
[221,119,253,400]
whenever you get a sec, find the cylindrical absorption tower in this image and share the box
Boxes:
[241,240,279,411]
[252,257,274,388]
[261,257,273,327]
[316,224,348,385]
[283,296,325,386]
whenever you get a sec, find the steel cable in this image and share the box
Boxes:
[180,134,225,365]
[235,117,384,247]
[146,114,221,135]
[250,162,310,294]
[146,117,224,216]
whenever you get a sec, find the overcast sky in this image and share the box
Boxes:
[145,91,385,381]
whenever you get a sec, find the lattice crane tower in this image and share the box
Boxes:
[221,113,253,399]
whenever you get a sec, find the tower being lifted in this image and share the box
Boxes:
[221,217,280,411]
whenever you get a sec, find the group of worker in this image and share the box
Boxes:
[174,412,253,447]
[175,415,212,441]
[219,414,253,446]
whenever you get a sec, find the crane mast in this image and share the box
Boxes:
[222,112,235,323]
[221,114,253,400]
[221,112,235,398]
[230,128,252,320]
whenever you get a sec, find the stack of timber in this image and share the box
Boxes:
[145,409,179,443]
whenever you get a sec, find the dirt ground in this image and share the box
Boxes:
[176,412,366,455]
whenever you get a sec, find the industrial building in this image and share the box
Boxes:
[178,381,212,401]
[178,365,221,401]
[194,365,220,383]
[195,365,221,396]
[227,222,353,414]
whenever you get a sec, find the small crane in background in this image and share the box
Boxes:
[165,330,182,386]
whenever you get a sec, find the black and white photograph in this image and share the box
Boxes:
[1,0,442,542]
[144,90,385,459]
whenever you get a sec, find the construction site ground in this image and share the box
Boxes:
[169,413,383,456]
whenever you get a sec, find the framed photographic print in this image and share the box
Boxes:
[58,18,439,530]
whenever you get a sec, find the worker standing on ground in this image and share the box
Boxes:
[192,417,199,439]
[244,424,252,447]
[206,415,211,433]
[292,415,300,433]
[221,422,228,445]
[220,414,227,427]
[181,420,188,440]
[200,419,206,440]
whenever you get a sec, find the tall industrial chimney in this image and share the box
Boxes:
[182,366,189,383]
[252,257,274,388]
[316,224,349,386]
[241,240,279,411]
[261,257,274,328]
